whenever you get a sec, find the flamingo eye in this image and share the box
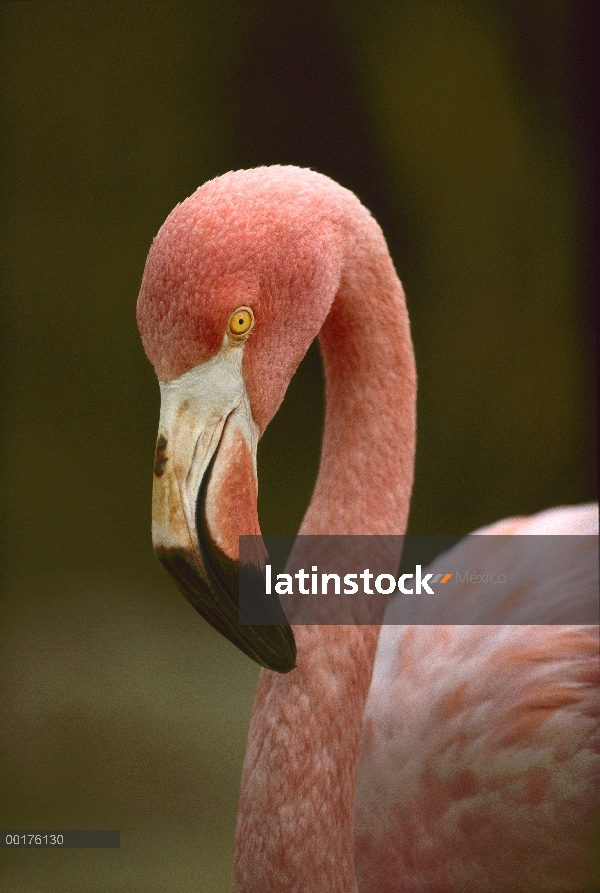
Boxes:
[228,306,254,339]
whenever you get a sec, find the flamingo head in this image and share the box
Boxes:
[136,167,347,673]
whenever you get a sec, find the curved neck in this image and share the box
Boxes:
[233,221,416,892]
[302,223,416,537]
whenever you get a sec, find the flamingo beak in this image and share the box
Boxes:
[150,342,296,673]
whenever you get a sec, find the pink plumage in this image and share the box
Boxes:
[360,506,599,892]
[137,166,599,892]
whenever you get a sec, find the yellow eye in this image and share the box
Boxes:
[228,306,254,338]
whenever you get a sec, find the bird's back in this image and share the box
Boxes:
[355,504,600,893]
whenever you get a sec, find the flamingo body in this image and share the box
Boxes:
[137,167,599,892]
[358,506,599,892]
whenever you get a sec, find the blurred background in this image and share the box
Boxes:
[0,1,596,890]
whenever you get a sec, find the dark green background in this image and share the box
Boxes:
[1,2,596,890]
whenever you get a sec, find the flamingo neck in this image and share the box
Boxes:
[301,224,416,538]
[233,220,416,892]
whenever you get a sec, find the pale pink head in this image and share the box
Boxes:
[136,165,363,430]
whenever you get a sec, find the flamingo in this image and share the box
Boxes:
[136,166,599,892]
